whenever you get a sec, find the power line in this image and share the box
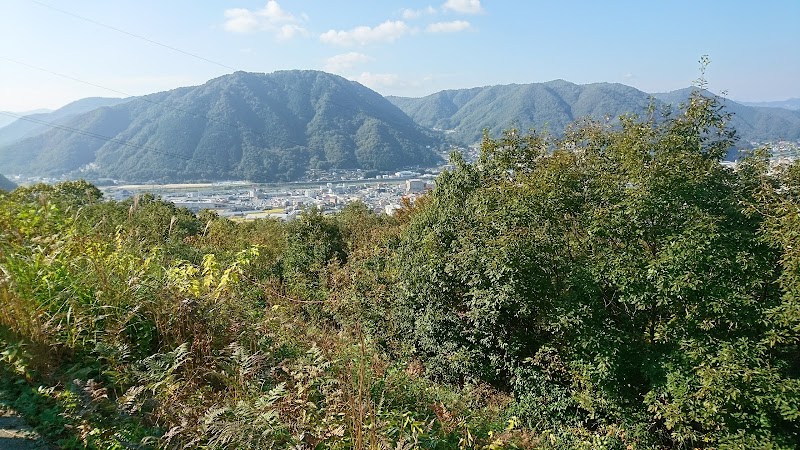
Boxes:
[28,0,237,72]
[8,0,437,178]
[0,57,313,151]
[1,57,143,100]
[26,0,421,130]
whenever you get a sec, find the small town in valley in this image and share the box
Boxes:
[99,168,447,221]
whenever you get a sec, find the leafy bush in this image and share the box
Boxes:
[392,89,800,447]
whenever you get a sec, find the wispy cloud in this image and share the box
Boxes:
[401,6,437,19]
[320,20,410,46]
[223,1,308,39]
[442,0,483,14]
[324,52,372,73]
[352,72,452,95]
[355,72,401,90]
[426,20,471,33]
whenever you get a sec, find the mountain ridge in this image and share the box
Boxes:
[389,81,800,146]
[0,174,15,191]
[3,73,799,183]
[0,108,51,129]
[0,70,441,182]
[0,97,130,146]
[739,98,800,111]
[651,88,800,143]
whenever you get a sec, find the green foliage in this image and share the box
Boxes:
[393,86,800,447]
[282,208,347,305]
[0,180,512,449]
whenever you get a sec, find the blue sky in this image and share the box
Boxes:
[1,0,798,111]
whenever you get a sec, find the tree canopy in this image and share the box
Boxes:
[391,88,800,447]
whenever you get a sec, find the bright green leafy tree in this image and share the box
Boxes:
[393,82,800,447]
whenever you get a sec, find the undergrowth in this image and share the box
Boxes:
[0,183,523,449]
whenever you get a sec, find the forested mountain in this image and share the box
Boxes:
[0,71,440,182]
[0,97,128,145]
[653,88,800,142]
[389,80,655,145]
[5,74,799,184]
[0,173,15,191]
[389,80,800,146]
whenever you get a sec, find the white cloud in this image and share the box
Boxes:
[352,72,449,95]
[442,0,483,14]
[427,20,471,33]
[320,20,410,46]
[223,1,308,39]
[401,6,437,19]
[355,72,401,90]
[324,52,372,73]
[277,23,307,40]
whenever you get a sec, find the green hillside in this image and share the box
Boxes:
[0,71,441,182]
[389,80,800,146]
[7,74,798,183]
[388,80,655,144]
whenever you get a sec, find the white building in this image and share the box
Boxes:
[406,178,426,193]
[384,204,402,216]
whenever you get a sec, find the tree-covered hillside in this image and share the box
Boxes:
[389,80,800,147]
[391,80,652,144]
[0,71,441,182]
[1,88,798,449]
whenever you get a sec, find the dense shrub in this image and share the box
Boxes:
[392,90,800,447]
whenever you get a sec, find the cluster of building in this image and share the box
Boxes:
[764,140,800,165]
[18,139,800,223]
[101,172,439,221]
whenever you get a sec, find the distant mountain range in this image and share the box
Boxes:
[0,98,129,146]
[651,89,800,144]
[0,71,441,182]
[1,71,799,183]
[739,98,800,111]
[388,80,655,145]
[388,81,800,146]
[0,174,16,192]
[0,108,51,130]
